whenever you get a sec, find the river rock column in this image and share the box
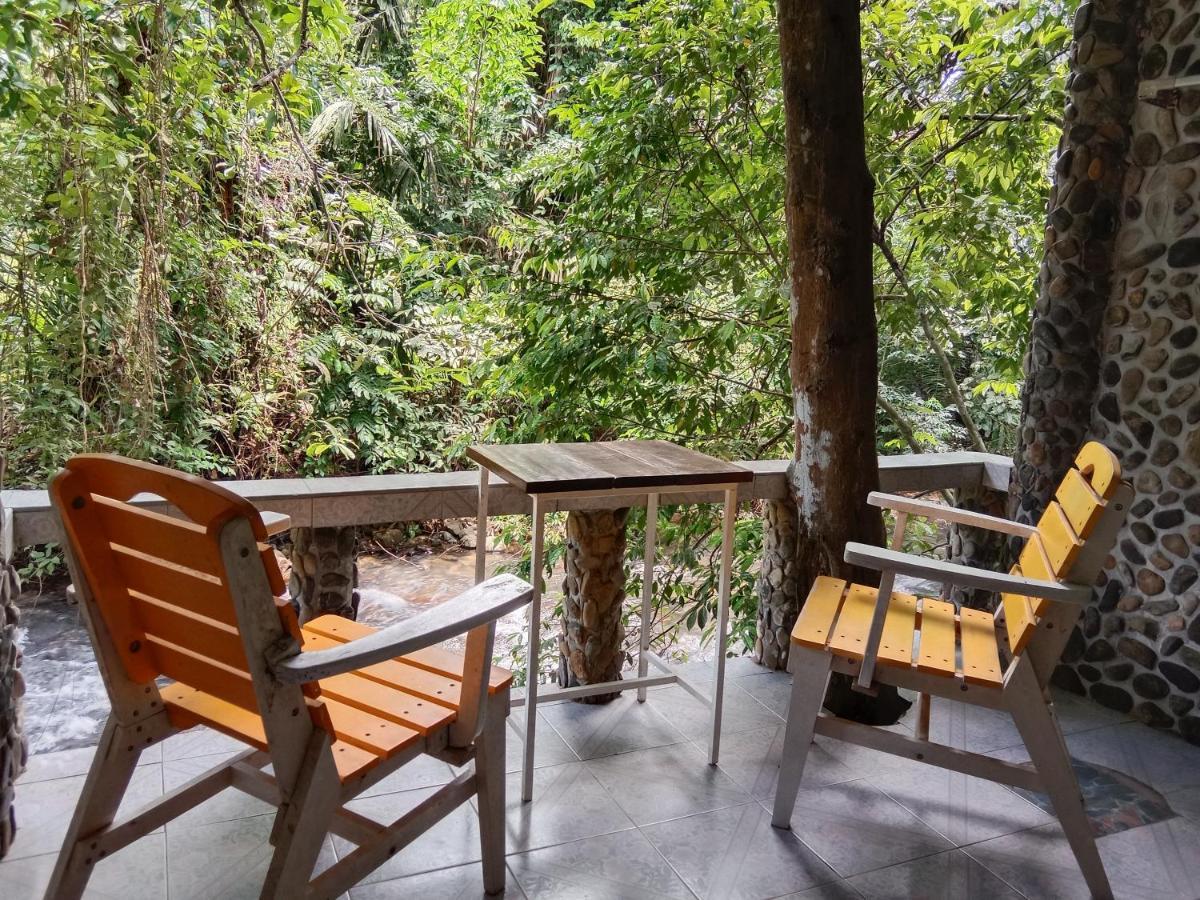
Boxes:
[1078,0,1200,740]
[0,509,27,859]
[946,483,1010,610]
[1011,0,1141,523]
[755,497,801,670]
[289,526,360,622]
[558,508,628,704]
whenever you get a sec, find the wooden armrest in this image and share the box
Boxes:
[272,574,534,683]
[843,543,1091,604]
[260,511,291,536]
[866,492,1035,538]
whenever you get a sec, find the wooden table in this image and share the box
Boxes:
[467,440,753,801]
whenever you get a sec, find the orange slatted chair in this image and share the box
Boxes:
[771,442,1132,900]
[43,455,532,899]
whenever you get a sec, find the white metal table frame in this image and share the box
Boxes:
[474,469,740,802]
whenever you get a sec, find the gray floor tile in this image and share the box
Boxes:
[770,778,953,878]
[502,761,636,853]
[732,671,794,718]
[0,833,167,900]
[7,763,164,860]
[348,861,527,899]
[924,700,1022,755]
[991,721,1200,797]
[1165,784,1200,823]
[505,708,583,772]
[642,802,838,899]
[161,752,274,829]
[338,785,482,884]
[651,684,782,742]
[774,882,864,900]
[965,816,1200,900]
[160,727,248,762]
[867,755,1053,845]
[848,848,1021,900]
[586,742,750,826]
[166,812,336,900]
[357,752,456,798]
[1050,688,1134,736]
[18,742,161,784]
[540,694,688,760]
[705,723,855,801]
[507,827,693,899]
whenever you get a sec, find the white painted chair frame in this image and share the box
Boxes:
[771,484,1133,900]
[476,467,741,801]
[45,509,533,900]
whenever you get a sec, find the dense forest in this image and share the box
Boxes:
[0,0,1077,645]
[0,0,1071,484]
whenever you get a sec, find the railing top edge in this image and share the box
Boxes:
[2,452,1015,548]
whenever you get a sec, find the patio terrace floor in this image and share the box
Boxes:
[3,657,1200,900]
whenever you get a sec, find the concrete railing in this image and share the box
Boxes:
[0,451,1013,549]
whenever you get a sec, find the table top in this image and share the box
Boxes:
[466,440,752,494]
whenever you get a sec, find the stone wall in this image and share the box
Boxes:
[755,498,801,670]
[1064,0,1200,742]
[0,523,27,858]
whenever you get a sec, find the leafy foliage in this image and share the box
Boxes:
[0,0,1073,657]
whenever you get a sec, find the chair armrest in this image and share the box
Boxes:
[843,543,1091,604]
[260,511,291,536]
[272,574,534,683]
[867,492,1035,539]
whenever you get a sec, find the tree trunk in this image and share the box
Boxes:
[0,508,27,859]
[1011,0,1141,526]
[754,498,801,671]
[777,0,907,724]
[946,483,1009,610]
[288,526,360,623]
[558,508,628,704]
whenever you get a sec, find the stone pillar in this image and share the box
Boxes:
[0,509,27,859]
[1079,0,1200,738]
[754,497,801,670]
[946,483,1010,611]
[288,526,360,623]
[558,508,628,704]
[1011,0,1141,524]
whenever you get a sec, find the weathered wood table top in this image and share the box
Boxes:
[466,440,753,494]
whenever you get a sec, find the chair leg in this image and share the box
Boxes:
[771,648,832,829]
[261,734,340,899]
[475,689,508,896]
[1006,658,1113,900]
[45,716,141,900]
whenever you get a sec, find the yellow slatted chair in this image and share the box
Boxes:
[43,455,532,899]
[771,442,1132,900]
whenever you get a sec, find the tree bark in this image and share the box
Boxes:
[288,526,360,623]
[1011,0,1141,525]
[777,0,907,724]
[558,508,628,703]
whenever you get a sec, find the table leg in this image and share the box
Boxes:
[709,487,738,764]
[522,494,545,802]
[475,466,489,585]
[637,493,659,703]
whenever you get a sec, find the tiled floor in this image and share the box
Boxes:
[6,660,1200,899]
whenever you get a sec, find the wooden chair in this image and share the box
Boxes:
[43,455,532,899]
[771,442,1132,900]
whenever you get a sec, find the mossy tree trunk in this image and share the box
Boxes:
[558,508,628,704]
[777,0,908,724]
[288,526,360,623]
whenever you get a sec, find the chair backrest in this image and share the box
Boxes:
[50,455,301,718]
[1001,442,1130,655]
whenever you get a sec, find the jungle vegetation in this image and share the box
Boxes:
[0,0,1072,648]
